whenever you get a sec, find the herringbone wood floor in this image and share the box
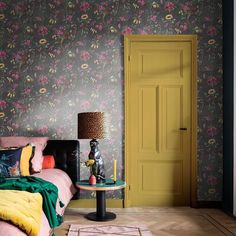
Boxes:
[55,207,236,236]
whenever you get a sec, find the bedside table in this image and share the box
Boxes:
[76,179,126,221]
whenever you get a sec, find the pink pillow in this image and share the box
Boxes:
[0,136,48,173]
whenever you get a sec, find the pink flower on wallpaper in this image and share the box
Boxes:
[0,100,7,108]
[38,125,49,135]
[80,100,91,110]
[150,15,157,22]
[66,15,73,22]
[164,2,175,12]
[52,0,62,6]
[99,101,108,110]
[76,41,85,47]
[97,2,109,12]
[95,23,103,31]
[11,72,20,80]
[176,21,188,32]
[55,26,66,36]
[0,2,7,10]
[0,50,6,59]
[207,26,217,36]
[181,2,196,14]
[98,51,109,61]
[15,2,27,13]
[207,76,219,86]
[13,52,25,62]
[139,26,152,34]
[207,127,217,136]
[22,88,31,95]
[66,64,73,70]
[138,0,145,6]
[38,26,49,36]
[13,102,26,111]
[122,26,133,35]
[11,123,20,129]
[38,75,49,85]
[108,89,115,96]
[80,2,90,12]
[11,23,20,31]
[207,176,218,186]
[55,75,66,86]
[80,51,90,61]
[52,49,62,56]
[119,16,127,22]
[24,39,31,46]
[107,40,115,46]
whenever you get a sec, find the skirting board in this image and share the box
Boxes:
[195,201,222,208]
[68,200,221,209]
[68,199,124,208]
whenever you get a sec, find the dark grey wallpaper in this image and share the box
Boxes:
[0,0,222,200]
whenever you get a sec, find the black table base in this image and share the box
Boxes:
[86,190,116,221]
[86,212,116,221]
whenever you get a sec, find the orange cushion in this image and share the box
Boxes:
[42,155,55,169]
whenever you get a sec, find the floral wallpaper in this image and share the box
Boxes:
[0,0,222,201]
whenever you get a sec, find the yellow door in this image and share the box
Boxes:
[125,35,197,206]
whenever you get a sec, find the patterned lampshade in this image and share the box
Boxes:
[77,112,110,139]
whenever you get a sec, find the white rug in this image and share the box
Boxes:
[68,224,153,236]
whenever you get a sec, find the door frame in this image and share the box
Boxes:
[124,35,198,207]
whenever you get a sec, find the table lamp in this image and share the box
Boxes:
[78,112,109,183]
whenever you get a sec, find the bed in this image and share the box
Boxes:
[0,139,80,236]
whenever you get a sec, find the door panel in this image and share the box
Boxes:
[125,36,196,206]
[163,86,183,152]
[138,87,157,152]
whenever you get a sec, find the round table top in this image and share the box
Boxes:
[76,179,126,191]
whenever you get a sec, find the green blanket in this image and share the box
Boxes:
[0,176,64,229]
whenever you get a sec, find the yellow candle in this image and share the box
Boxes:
[113,159,117,182]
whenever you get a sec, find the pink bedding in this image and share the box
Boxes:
[0,169,76,236]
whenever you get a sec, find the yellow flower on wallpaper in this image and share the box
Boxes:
[7,92,15,98]
[39,88,47,94]
[49,68,57,73]
[208,139,216,145]
[26,26,33,33]
[0,63,5,69]
[165,14,173,20]
[7,43,15,48]
[208,39,216,45]
[26,75,33,82]
[39,39,47,45]
[49,19,57,24]
[0,112,5,118]
[208,89,216,95]
[26,127,33,131]
[110,26,117,33]
[152,2,159,8]
[208,188,216,194]
[91,43,99,49]
[81,14,88,20]
[133,18,141,24]
[81,64,88,69]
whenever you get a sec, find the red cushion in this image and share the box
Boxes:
[42,155,55,169]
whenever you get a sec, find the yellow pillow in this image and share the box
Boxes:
[20,145,34,176]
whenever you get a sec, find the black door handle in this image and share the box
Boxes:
[179,128,187,130]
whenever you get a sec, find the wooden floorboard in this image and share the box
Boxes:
[54,207,236,236]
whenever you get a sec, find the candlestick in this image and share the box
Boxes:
[113,159,117,183]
